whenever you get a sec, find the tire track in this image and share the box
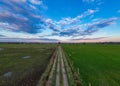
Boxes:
[55,49,60,86]
[60,47,69,86]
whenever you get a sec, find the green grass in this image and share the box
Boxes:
[0,43,57,86]
[63,44,120,86]
[62,48,77,86]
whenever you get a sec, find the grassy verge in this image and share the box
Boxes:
[37,46,58,86]
[49,55,57,86]
[61,46,81,86]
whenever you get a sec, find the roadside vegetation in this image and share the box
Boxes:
[0,43,57,86]
[63,44,120,86]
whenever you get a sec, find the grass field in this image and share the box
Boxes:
[0,43,57,86]
[63,44,120,86]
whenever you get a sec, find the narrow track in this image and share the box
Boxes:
[38,46,76,86]
[60,47,69,86]
[55,46,68,86]
[55,49,60,86]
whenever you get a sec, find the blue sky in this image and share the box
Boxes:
[0,0,120,42]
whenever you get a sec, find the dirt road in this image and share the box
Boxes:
[38,46,72,86]
[55,46,68,86]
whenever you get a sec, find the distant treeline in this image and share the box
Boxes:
[62,42,120,44]
[0,42,57,44]
[0,42,120,44]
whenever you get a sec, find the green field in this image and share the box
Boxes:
[0,44,56,86]
[63,44,120,86]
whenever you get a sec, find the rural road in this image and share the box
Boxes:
[38,46,75,86]
[55,46,69,86]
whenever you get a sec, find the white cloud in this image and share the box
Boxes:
[83,0,104,5]
[88,9,95,13]
[10,0,26,3]
[83,0,95,3]
[29,5,37,10]
[29,0,47,10]
[30,0,43,5]
[58,9,98,26]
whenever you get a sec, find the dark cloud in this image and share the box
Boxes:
[82,18,118,35]
[0,0,46,33]
[59,29,79,36]
[38,38,59,42]
[0,34,6,37]
[0,38,59,43]
[45,19,60,32]
[54,17,119,37]
[88,18,117,29]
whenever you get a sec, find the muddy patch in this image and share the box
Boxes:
[3,71,12,77]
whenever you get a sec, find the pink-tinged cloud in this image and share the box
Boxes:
[60,37,120,43]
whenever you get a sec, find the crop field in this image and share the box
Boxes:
[63,44,120,86]
[0,43,57,86]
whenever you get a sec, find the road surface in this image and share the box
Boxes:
[55,46,68,86]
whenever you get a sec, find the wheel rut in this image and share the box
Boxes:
[55,48,60,86]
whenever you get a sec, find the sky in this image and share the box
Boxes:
[0,0,120,42]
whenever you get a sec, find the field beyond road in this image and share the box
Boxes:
[63,44,120,86]
[0,43,56,86]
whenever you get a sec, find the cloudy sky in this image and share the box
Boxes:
[0,0,120,42]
